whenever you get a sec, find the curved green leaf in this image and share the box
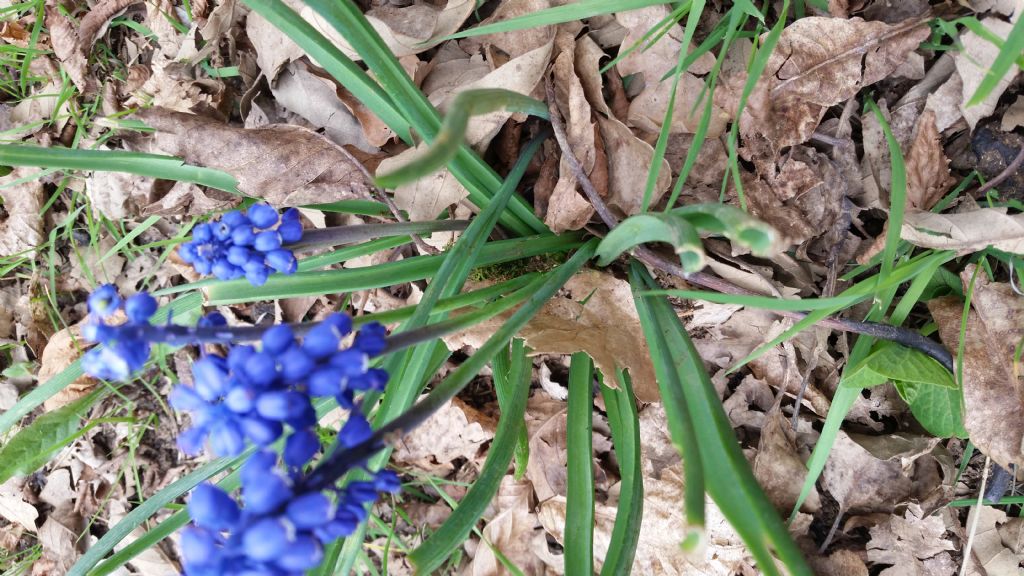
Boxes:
[596,213,704,271]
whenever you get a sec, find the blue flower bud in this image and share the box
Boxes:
[240,416,282,446]
[241,450,277,484]
[354,323,387,355]
[193,357,230,401]
[243,352,278,387]
[81,347,132,381]
[227,245,252,266]
[261,325,294,356]
[169,385,205,412]
[87,285,121,318]
[176,426,207,456]
[329,349,368,377]
[178,242,198,263]
[212,258,241,280]
[244,262,270,287]
[124,293,157,323]
[227,345,256,374]
[208,420,245,456]
[188,484,239,530]
[192,223,213,243]
[286,491,334,529]
[266,250,297,275]
[338,413,372,449]
[307,367,343,397]
[180,525,220,567]
[278,218,303,244]
[279,346,314,382]
[222,210,249,228]
[243,472,293,514]
[275,535,323,571]
[316,509,360,540]
[247,204,280,229]
[224,384,257,413]
[256,390,309,421]
[198,312,227,328]
[231,225,256,246]
[283,429,319,467]
[213,221,233,241]
[241,518,289,562]
[374,470,402,493]
[302,324,341,360]
[254,231,282,252]
[346,481,379,505]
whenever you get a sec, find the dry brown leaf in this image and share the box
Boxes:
[905,110,955,211]
[138,107,372,206]
[457,0,554,59]
[929,269,1024,470]
[0,167,46,257]
[1001,94,1024,131]
[391,399,492,476]
[271,60,374,150]
[962,505,1023,576]
[0,478,38,532]
[901,207,1024,255]
[866,503,955,573]
[822,431,918,514]
[753,409,822,515]
[378,147,467,222]
[615,6,726,136]
[954,16,1021,130]
[446,270,657,401]
[39,323,98,411]
[468,477,551,576]
[597,115,671,217]
[85,165,156,220]
[740,16,929,151]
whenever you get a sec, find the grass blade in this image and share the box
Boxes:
[408,339,531,573]
[598,371,642,576]
[966,14,1024,106]
[565,352,595,576]
[0,145,238,192]
[630,262,812,576]
[444,0,667,40]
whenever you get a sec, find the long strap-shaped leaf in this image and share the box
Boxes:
[408,339,532,574]
[565,353,596,576]
[599,371,643,576]
[630,262,812,576]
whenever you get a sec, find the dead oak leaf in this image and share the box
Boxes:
[0,167,46,257]
[137,107,372,206]
[954,16,1021,130]
[929,268,1024,470]
[905,110,955,211]
[447,270,657,402]
[741,16,929,151]
[866,503,955,572]
[901,207,1024,255]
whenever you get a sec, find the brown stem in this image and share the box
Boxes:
[974,145,1024,198]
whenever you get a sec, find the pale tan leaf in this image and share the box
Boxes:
[446,271,657,401]
[597,115,670,217]
[905,110,955,211]
[469,477,550,576]
[753,409,822,514]
[271,60,374,150]
[0,167,46,257]
[39,324,98,411]
[962,505,1023,576]
[391,399,493,476]
[955,16,1021,130]
[741,16,929,150]
[0,478,38,532]
[457,0,554,60]
[378,147,467,222]
[930,270,1024,470]
[866,503,955,572]
[901,208,1024,255]
[822,431,918,514]
[1001,95,1024,131]
[138,107,372,206]
[925,69,964,132]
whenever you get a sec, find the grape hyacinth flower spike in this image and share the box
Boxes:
[180,414,400,576]
[80,285,159,381]
[179,203,301,286]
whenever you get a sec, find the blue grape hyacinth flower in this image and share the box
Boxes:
[80,285,159,381]
[179,415,400,576]
[179,204,301,286]
[169,314,389,457]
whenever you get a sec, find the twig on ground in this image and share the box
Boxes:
[973,145,1024,198]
